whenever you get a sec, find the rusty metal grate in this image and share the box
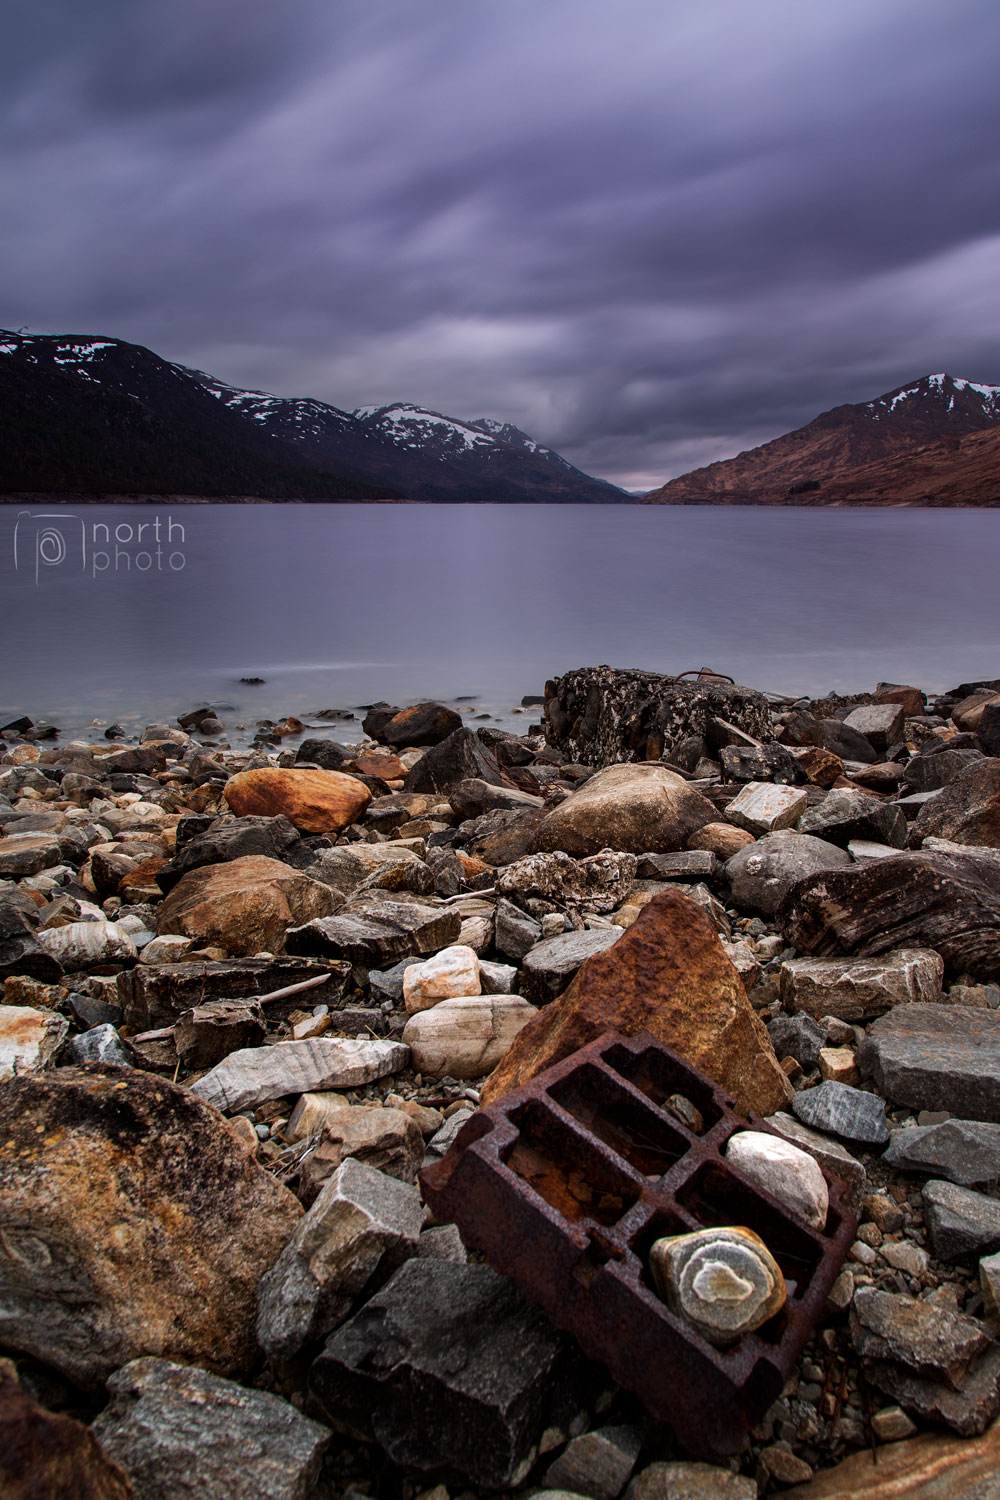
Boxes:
[420,1031,858,1461]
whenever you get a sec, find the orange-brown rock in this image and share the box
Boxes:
[346,754,407,780]
[0,1066,302,1387]
[224,767,371,834]
[156,855,339,956]
[118,856,169,896]
[481,890,792,1116]
[0,1362,134,1499]
[798,746,845,788]
[687,822,756,859]
[785,1417,1000,1498]
[529,763,717,857]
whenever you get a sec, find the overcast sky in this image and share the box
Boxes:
[3,1,1000,489]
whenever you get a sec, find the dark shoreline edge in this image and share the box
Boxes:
[3,492,1000,508]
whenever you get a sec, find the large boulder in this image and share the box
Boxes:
[0,1066,302,1386]
[912,759,1000,848]
[777,852,1000,980]
[542,666,772,765]
[528,763,717,857]
[224,767,371,834]
[156,855,339,956]
[858,1005,1000,1121]
[481,890,792,1117]
[402,728,506,795]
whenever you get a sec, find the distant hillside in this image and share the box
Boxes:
[0,331,626,503]
[642,373,1000,505]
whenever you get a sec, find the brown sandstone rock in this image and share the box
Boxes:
[224,767,371,834]
[0,1363,134,1500]
[529,763,717,857]
[0,1066,302,1387]
[784,1417,1000,1498]
[156,855,339,956]
[481,890,792,1115]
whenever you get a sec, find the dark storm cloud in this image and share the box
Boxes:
[3,0,1000,488]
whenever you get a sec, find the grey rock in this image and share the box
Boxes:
[815,717,878,764]
[294,737,351,769]
[923,1180,1000,1263]
[725,782,808,837]
[791,1080,889,1147]
[415,1223,468,1263]
[848,838,906,862]
[766,1114,868,1211]
[779,948,943,1022]
[904,748,985,794]
[479,958,518,994]
[309,1259,586,1488]
[725,831,850,916]
[719,742,802,784]
[885,1120,1000,1186]
[368,958,411,1004]
[190,1037,409,1114]
[625,1461,756,1500]
[495,898,543,962]
[0,900,64,983]
[766,1013,826,1070]
[256,1158,423,1360]
[649,1225,786,1346]
[867,1343,1000,1438]
[449,779,544,818]
[92,1357,329,1500]
[797,787,907,850]
[843,703,906,753]
[859,1004,1000,1121]
[911,759,1000,849]
[543,1426,643,1500]
[64,1024,138,1068]
[521,928,621,1003]
[286,894,462,967]
[154,815,303,894]
[117,956,348,1031]
[850,1287,990,1386]
[424,1106,475,1156]
[636,850,718,880]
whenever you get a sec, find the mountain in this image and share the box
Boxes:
[642,373,1000,505]
[0,331,625,503]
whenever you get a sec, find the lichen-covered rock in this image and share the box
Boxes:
[0,1066,302,1386]
[496,848,637,913]
[543,666,772,766]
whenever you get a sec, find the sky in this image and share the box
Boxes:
[3,1,1000,491]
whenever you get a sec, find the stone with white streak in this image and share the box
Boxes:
[0,1005,68,1080]
[36,920,138,970]
[190,1038,409,1114]
[780,949,943,1022]
[649,1226,786,1346]
[403,944,481,1013]
[403,994,538,1079]
[724,1130,829,1230]
[725,782,810,837]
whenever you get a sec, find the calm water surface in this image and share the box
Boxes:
[2,503,998,743]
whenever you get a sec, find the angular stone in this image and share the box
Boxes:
[797,746,845,788]
[403,995,538,1079]
[156,856,339,958]
[403,944,481,1013]
[0,834,62,876]
[912,759,1000,849]
[859,1005,1000,1120]
[981,1251,1000,1317]
[190,1037,409,1113]
[543,1426,642,1500]
[529,763,716,857]
[522,928,623,1004]
[92,1357,328,1500]
[382,702,463,747]
[648,1226,786,1346]
[850,1287,991,1387]
[256,1157,423,1359]
[117,955,348,1031]
[310,1259,585,1488]
[923,1180,1000,1263]
[791,1081,889,1147]
[224,767,371,834]
[844,703,906,753]
[848,839,903,862]
[174,999,267,1069]
[286,893,461,967]
[726,831,851,916]
[0,1363,134,1500]
[284,1090,349,1141]
[480,958,518,993]
[779,1422,1000,1498]
[625,1462,756,1500]
[688,822,756,859]
[767,1014,827,1071]
[153,815,303,894]
[497,849,637,913]
[868,1344,1000,1438]
[482,890,793,1117]
[780,949,944,1022]
[725,782,809,837]
[724,1129,829,1229]
[402,727,506,795]
[815,717,879,764]
[0,1004,68,1079]
[295,1105,425,1200]
[495,898,542,961]
[64,1023,138,1068]
[798,787,906,850]
[636,850,718,881]
[885,1121,1000,1186]
[903,747,985,794]
[819,1046,859,1085]
[0,1066,302,1385]
[36,920,138,970]
[767,1114,868,1209]
[777,852,1000,980]
[0,900,64,981]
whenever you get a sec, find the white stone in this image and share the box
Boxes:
[457,914,493,955]
[403,945,481,1013]
[881,1240,930,1277]
[403,995,538,1079]
[190,1038,409,1114]
[724,1129,829,1230]
[285,1091,351,1142]
[0,1005,69,1080]
[35,920,138,970]
[725,782,809,837]
[139,934,196,965]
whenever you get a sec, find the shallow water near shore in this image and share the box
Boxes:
[2,501,999,743]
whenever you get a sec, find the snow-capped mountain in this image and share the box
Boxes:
[0,331,625,502]
[643,372,1000,506]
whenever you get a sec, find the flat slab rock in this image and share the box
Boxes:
[190,1037,409,1114]
[922,1180,1000,1264]
[92,1357,329,1500]
[779,948,943,1022]
[858,1004,1000,1121]
[286,894,462,967]
[791,1080,889,1147]
[776,1420,1000,1498]
[884,1120,1000,1186]
[521,927,622,1003]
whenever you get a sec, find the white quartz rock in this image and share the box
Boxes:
[725,1129,829,1230]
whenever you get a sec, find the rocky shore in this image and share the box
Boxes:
[5,667,1000,1498]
